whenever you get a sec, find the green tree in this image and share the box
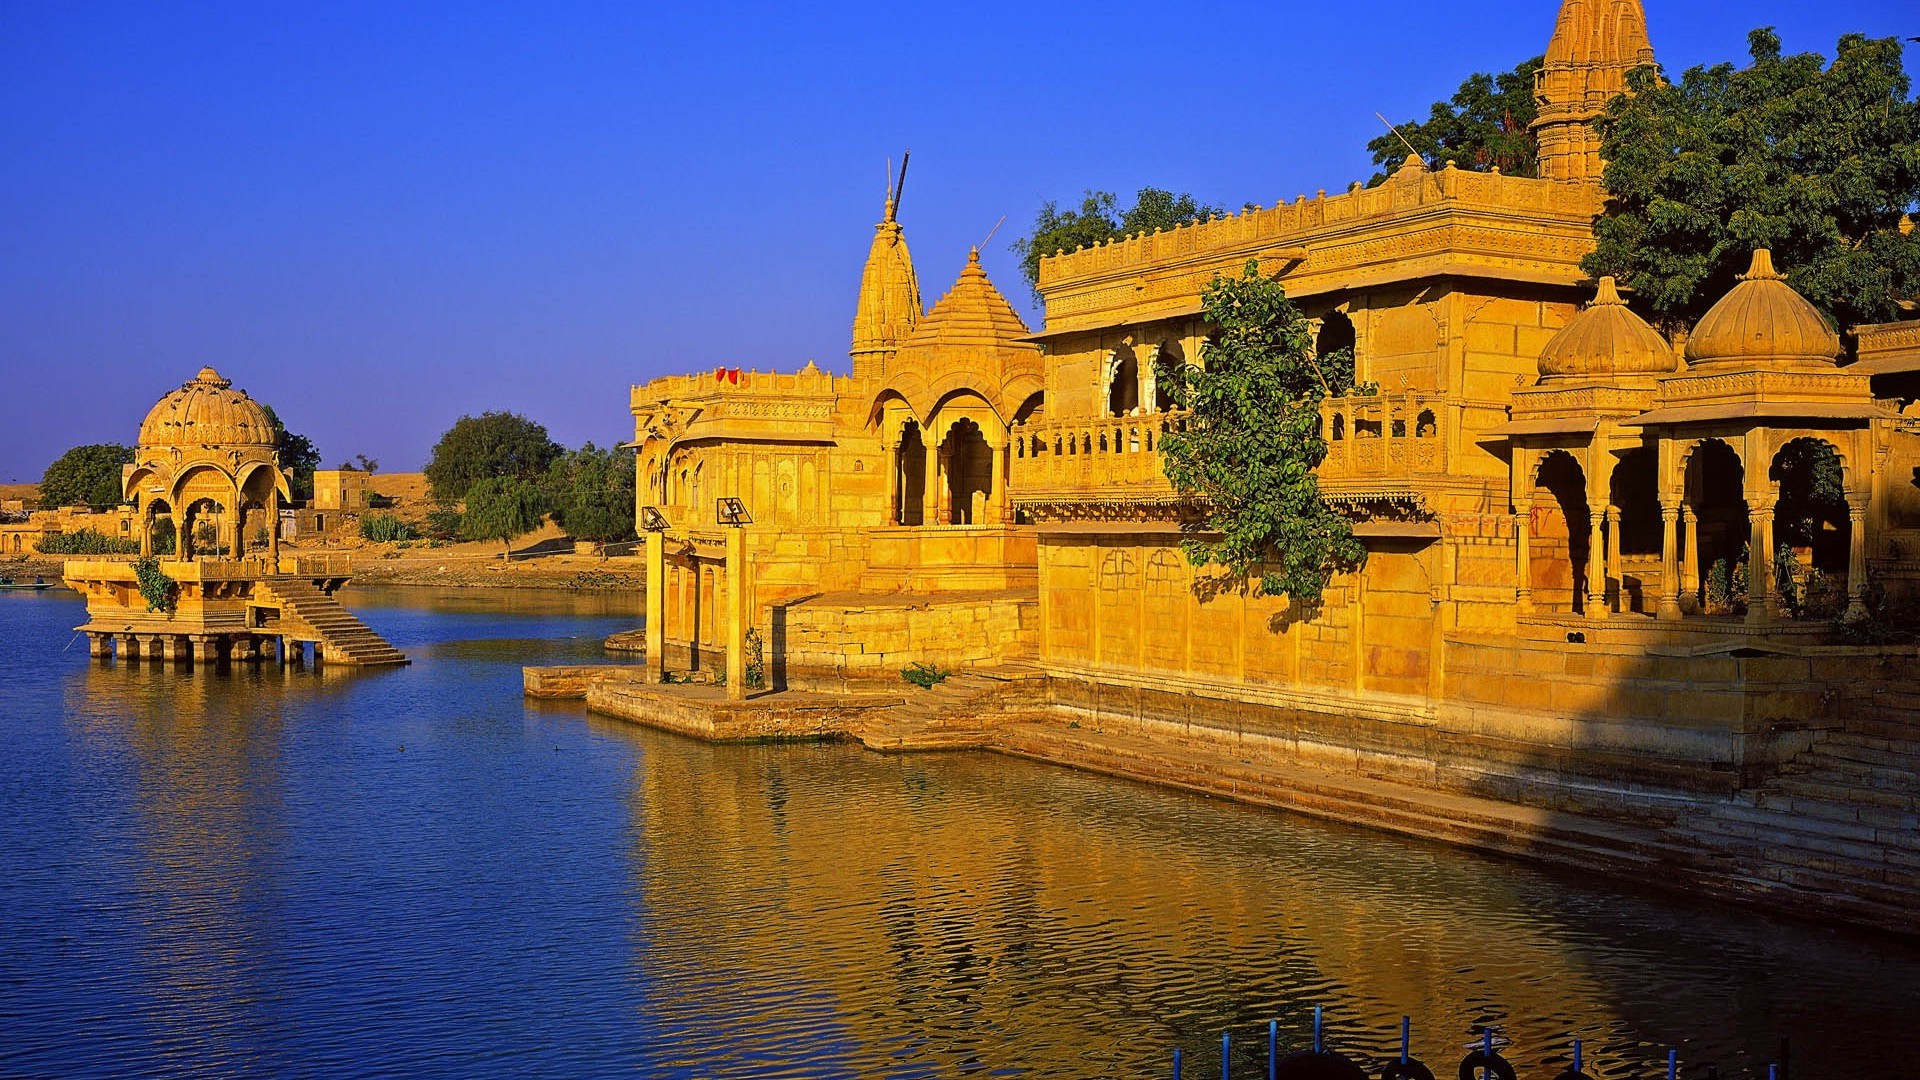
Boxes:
[1158,261,1365,604]
[1587,30,1920,335]
[1368,56,1544,182]
[261,405,321,502]
[1012,187,1226,298]
[39,443,134,511]
[545,443,636,546]
[460,476,547,560]
[425,411,563,505]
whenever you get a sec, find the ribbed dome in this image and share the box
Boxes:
[1537,277,1675,379]
[1684,250,1841,369]
[138,367,277,449]
[900,248,1031,351]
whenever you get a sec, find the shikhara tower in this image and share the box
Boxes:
[1532,0,1658,183]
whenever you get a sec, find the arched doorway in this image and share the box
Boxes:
[944,418,992,525]
[895,421,927,526]
[1531,450,1591,614]
[1317,311,1357,390]
[1107,346,1139,417]
[1771,437,1849,616]
[1153,343,1184,411]
[1608,447,1661,613]
[1685,440,1749,615]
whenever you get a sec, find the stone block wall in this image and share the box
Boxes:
[776,592,1038,685]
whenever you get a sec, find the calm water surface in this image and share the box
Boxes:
[2,585,1916,1079]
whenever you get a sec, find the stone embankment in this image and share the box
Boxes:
[527,660,1920,937]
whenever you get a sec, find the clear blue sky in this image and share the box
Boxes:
[2,0,1913,482]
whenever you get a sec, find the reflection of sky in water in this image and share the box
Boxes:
[0,587,1915,1078]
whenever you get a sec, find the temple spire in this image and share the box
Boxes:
[1531,0,1657,183]
[851,154,921,379]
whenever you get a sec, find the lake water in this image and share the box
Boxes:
[2,585,1915,1079]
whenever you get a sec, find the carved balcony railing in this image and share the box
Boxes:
[1317,393,1448,486]
[1008,411,1187,508]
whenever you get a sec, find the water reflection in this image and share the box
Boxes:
[2,588,1916,1079]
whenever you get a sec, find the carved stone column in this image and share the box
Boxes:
[646,531,666,683]
[1605,505,1622,613]
[987,442,1005,526]
[1747,496,1777,624]
[1846,499,1870,622]
[1680,508,1700,601]
[922,435,941,526]
[1657,504,1683,621]
[1139,343,1161,411]
[1586,506,1607,620]
[1514,512,1532,612]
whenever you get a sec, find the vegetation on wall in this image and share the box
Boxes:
[425,411,563,505]
[1367,56,1545,182]
[1011,188,1226,299]
[38,443,134,511]
[1157,261,1365,604]
[132,556,177,614]
[1588,30,1920,335]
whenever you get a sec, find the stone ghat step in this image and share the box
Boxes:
[1684,824,1920,905]
[1741,789,1920,831]
[1780,754,1920,791]
[1685,805,1920,861]
[991,720,1707,876]
[1801,737,1920,770]
[1765,774,1917,812]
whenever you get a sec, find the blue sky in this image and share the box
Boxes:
[2,0,1913,481]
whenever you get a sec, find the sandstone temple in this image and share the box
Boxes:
[63,367,406,667]
[609,0,1920,929]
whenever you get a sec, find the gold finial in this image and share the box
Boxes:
[1740,248,1785,282]
[1593,277,1625,305]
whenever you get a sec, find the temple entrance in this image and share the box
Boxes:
[944,418,991,525]
[1685,440,1749,615]
[1530,450,1591,614]
[181,498,228,559]
[895,421,926,526]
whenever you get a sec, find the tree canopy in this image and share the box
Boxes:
[1368,56,1544,182]
[38,443,134,511]
[1587,30,1920,335]
[425,411,563,505]
[460,476,548,559]
[261,405,321,502]
[1158,261,1365,604]
[545,442,636,545]
[1011,187,1226,298]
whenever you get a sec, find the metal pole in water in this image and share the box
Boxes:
[1173,1048,1182,1080]
[1313,1006,1323,1054]
[1482,1030,1493,1080]
[1268,1019,1277,1080]
[1401,1017,1410,1064]
[1668,1049,1678,1080]
[1573,1039,1582,1073]
[1222,1031,1231,1080]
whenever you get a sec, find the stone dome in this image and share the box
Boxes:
[1537,276,1675,380]
[1684,249,1841,369]
[138,367,278,449]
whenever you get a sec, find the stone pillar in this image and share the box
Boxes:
[140,514,153,557]
[1514,512,1532,611]
[232,636,256,662]
[725,526,747,701]
[88,633,112,659]
[118,634,140,660]
[1747,497,1776,624]
[987,442,1004,526]
[645,530,666,684]
[922,435,941,526]
[1680,508,1700,599]
[1657,504,1683,621]
[1139,343,1160,411]
[268,485,281,569]
[1605,506,1622,613]
[884,435,901,526]
[163,635,184,663]
[1586,506,1607,620]
[147,635,166,663]
[1846,499,1870,622]
[257,636,278,662]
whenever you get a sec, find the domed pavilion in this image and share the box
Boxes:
[126,366,290,560]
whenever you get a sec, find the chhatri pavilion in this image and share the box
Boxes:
[63,367,406,667]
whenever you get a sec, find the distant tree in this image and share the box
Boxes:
[261,405,321,502]
[354,453,378,474]
[1587,30,1920,335]
[425,412,563,505]
[460,476,547,561]
[1158,261,1365,604]
[545,443,637,546]
[1368,56,1544,182]
[1012,187,1226,299]
[39,443,134,511]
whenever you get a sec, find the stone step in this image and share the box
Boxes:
[1807,739,1920,770]
[1743,790,1920,831]
[1768,775,1916,812]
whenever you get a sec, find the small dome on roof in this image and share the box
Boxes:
[138,367,277,450]
[1537,277,1675,380]
[1684,249,1841,369]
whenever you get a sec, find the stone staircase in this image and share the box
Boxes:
[262,579,409,667]
[1668,726,1920,929]
[853,666,1050,752]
